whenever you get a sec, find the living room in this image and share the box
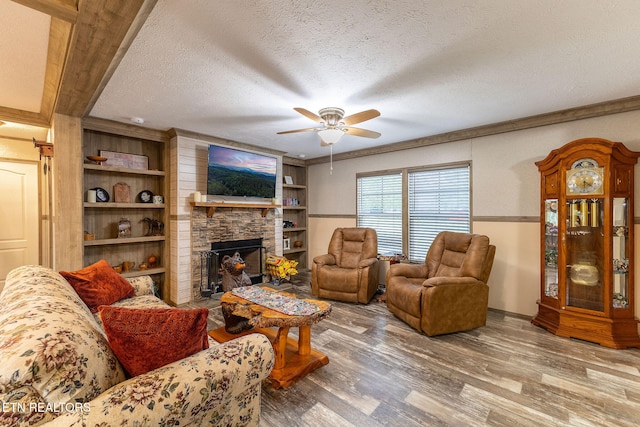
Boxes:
[2,1,640,425]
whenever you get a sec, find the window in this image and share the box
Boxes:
[357,163,470,262]
[408,165,470,262]
[356,172,402,254]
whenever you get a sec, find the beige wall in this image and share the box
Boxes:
[307,110,640,322]
[473,221,540,316]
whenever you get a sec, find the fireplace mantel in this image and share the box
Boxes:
[191,201,281,218]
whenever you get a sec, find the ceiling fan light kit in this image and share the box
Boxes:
[317,128,345,144]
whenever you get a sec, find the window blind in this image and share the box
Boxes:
[356,172,403,254]
[408,165,470,262]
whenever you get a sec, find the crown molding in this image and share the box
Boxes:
[306,95,640,166]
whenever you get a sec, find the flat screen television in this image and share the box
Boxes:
[207,145,277,199]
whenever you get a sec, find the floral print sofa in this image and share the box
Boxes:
[0,265,274,426]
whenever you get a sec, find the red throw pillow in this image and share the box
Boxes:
[99,306,210,377]
[60,259,135,312]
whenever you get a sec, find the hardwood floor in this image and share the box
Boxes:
[196,275,640,426]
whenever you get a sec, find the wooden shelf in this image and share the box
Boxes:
[121,267,165,278]
[84,202,165,209]
[282,206,306,210]
[191,201,280,217]
[283,184,306,189]
[284,247,306,254]
[84,235,166,246]
[283,227,306,232]
[84,163,165,176]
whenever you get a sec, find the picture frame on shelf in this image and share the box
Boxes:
[283,238,291,250]
[284,175,293,185]
[100,150,149,170]
[117,218,132,238]
[113,182,131,203]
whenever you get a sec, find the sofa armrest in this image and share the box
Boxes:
[387,263,427,279]
[313,253,336,266]
[358,257,378,268]
[46,334,274,427]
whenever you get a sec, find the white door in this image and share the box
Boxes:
[0,161,39,292]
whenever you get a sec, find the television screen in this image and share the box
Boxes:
[207,145,277,198]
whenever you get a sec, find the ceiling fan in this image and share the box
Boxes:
[277,107,381,145]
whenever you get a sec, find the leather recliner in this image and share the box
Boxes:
[312,227,379,303]
[386,231,496,336]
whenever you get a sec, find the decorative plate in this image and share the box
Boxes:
[86,155,108,164]
[92,187,110,202]
[137,190,154,203]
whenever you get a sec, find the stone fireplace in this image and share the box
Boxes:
[190,206,276,301]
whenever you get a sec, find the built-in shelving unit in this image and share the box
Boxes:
[282,157,308,269]
[82,126,168,295]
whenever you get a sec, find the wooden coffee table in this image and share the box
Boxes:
[208,287,332,389]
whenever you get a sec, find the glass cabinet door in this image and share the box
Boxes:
[544,199,558,298]
[565,198,604,312]
[613,198,630,309]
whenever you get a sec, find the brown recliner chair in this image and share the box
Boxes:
[386,231,496,336]
[312,227,379,303]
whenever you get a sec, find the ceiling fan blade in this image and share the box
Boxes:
[276,127,319,135]
[343,127,381,138]
[342,109,380,126]
[294,107,322,122]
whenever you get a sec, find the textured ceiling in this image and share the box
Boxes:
[3,1,640,157]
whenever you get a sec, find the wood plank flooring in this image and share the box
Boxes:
[192,276,640,426]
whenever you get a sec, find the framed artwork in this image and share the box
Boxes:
[113,182,131,203]
[100,150,149,170]
[283,238,291,250]
[284,176,294,185]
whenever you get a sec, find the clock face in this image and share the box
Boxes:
[566,167,604,195]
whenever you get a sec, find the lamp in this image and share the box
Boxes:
[317,128,344,144]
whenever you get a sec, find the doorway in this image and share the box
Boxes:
[0,160,39,291]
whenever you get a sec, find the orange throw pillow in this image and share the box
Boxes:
[60,259,135,312]
[99,306,210,377]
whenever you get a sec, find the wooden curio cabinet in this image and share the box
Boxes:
[532,138,640,348]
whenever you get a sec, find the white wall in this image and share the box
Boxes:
[308,110,640,318]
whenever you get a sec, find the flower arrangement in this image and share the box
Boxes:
[266,255,298,282]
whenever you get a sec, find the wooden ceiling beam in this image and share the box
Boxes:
[0,106,50,127]
[10,0,78,23]
[39,17,72,124]
[55,0,156,118]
